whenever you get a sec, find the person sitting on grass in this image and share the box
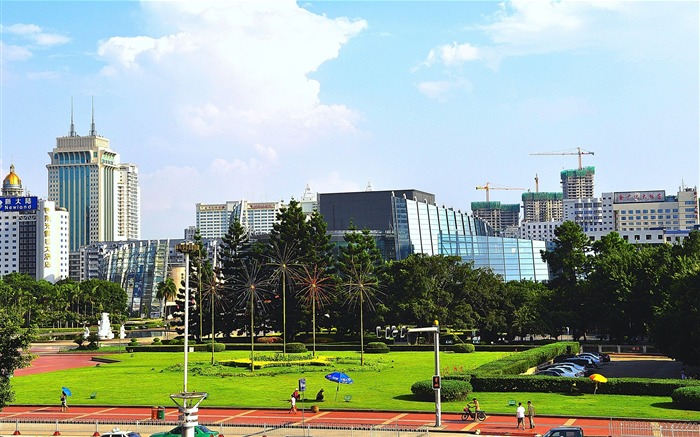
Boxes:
[316,388,325,402]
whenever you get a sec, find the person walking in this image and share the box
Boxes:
[527,400,536,429]
[289,393,297,414]
[516,402,525,429]
[60,392,68,412]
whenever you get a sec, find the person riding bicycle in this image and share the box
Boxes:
[470,397,481,413]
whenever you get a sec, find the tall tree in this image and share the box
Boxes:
[0,308,34,408]
[336,226,384,365]
[541,221,590,339]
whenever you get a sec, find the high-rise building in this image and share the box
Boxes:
[522,192,563,222]
[116,163,140,240]
[47,104,139,252]
[470,201,520,236]
[196,201,239,238]
[0,166,69,282]
[561,167,595,199]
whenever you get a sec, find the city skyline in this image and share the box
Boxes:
[1,1,698,239]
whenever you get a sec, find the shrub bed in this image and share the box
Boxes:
[411,379,472,402]
[453,343,475,353]
[286,342,308,353]
[206,342,226,352]
[365,342,390,354]
[473,341,579,376]
[672,386,700,410]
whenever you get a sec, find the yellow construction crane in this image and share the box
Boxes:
[530,147,594,170]
[476,182,526,202]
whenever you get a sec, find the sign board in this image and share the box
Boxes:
[613,191,665,204]
[0,196,38,211]
[298,378,306,392]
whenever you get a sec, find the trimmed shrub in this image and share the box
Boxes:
[411,379,472,402]
[453,343,475,353]
[474,341,579,376]
[672,386,700,410]
[129,338,139,346]
[257,336,282,344]
[151,338,162,345]
[365,342,390,354]
[286,342,308,353]
[206,342,226,352]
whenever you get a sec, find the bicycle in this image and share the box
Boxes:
[461,406,486,421]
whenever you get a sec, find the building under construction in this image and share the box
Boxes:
[522,191,563,222]
[561,166,595,199]
[470,201,520,236]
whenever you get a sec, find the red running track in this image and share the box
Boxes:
[0,405,632,436]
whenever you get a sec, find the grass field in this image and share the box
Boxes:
[10,350,698,421]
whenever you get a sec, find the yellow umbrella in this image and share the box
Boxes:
[589,374,607,383]
[589,373,607,394]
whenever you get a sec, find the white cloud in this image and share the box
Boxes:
[0,41,32,62]
[2,23,70,46]
[426,42,481,67]
[96,1,367,143]
[418,78,473,101]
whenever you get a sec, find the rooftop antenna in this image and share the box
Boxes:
[535,174,539,193]
[69,98,77,137]
[89,96,97,136]
[366,180,373,192]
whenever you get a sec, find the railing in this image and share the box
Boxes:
[0,419,431,437]
[610,421,700,437]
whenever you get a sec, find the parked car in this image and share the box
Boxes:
[150,425,219,437]
[577,353,603,364]
[563,357,600,369]
[535,370,565,377]
[538,363,585,377]
[541,367,581,378]
[101,428,142,437]
[542,426,584,437]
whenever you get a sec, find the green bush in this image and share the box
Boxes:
[365,342,390,354]
[453,343,475,353]
[151,338,162,345]
[411,379,472,402]
[206,342,226,352]
[286,342,308,353]
[672,386,700,410]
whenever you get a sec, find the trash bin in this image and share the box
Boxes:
[151,406,158,420]
[157,406,166,420]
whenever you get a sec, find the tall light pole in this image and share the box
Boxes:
[409,321,441,427]
[173,242,207,437]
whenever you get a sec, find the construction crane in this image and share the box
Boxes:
[530,147,594,170]
[476,182,526,202]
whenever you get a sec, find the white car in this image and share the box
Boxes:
[100,427,142,437]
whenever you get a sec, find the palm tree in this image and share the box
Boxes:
[340,262,380,366]
[156,278,178,338]
[295,264,333,356]
[231,259,271,372]
[267,242,300,354]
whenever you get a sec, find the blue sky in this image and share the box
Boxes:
[1,1,698,239]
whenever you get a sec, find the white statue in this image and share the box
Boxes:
[83,326,90,339]
[98,313,115,340]
[119,324,126,340]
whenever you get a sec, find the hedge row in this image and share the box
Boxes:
[365,342,390,353]
[473,341,579,376]
[471,375,700,396]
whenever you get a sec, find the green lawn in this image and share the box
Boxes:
[10,350,698,421]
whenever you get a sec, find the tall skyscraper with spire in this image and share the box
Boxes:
[47,100,140,252]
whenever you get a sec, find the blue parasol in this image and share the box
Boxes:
[325,372,353,400]
[61,387,72,396]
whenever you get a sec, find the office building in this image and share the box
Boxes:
[0,166,69,282]
[47,106,140,251]
[319,189,549,281]
[612,187,698,232]
[196,201,239,238]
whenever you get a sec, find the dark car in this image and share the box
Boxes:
[543,426,584,437]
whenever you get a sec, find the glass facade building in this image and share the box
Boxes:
[392,195,549,282]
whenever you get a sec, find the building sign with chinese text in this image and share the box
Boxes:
[0,196,38,211]
[613,191,665,204]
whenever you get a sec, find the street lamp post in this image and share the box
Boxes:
[408,321,441,427]
[173,242,208,437]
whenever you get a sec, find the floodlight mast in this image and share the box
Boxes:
[173,242,208,437]
[408,321,441,427]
